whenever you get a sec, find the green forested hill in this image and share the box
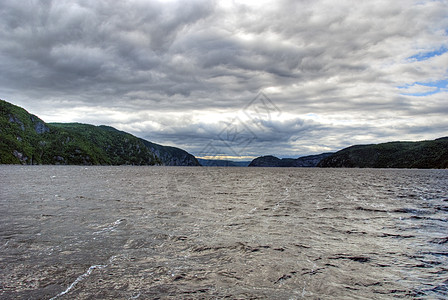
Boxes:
[0,99,199,166]
[47,123,161,165]
[317,138,448,168]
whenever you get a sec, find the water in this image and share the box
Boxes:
[0,166,447,299]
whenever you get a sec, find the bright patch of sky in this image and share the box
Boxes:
[400,79,448,96]
[408,46,448,61]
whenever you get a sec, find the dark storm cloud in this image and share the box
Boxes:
[0,0,216,101]
[0,0,447,158]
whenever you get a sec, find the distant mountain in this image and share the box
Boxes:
[198,158,251,167]
[317,138,448,168]
[248,153,333,167]
[229,161,251,167]
[0,99,199,166]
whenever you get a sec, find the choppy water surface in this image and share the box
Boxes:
[1,166,447,299]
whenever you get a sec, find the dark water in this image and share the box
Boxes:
[0,166,447,299]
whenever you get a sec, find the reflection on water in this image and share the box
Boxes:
[1,166,447,299]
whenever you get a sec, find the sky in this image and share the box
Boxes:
[1,0,447,160]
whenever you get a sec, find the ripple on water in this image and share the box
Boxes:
[0,166,447,299]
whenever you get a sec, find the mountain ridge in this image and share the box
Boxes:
[248,153,333,167]
[0,99,199,166]
[248,138,448,169]
[317,138,448,168]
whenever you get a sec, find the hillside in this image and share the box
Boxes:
[0,99,199,166]
[317,138,448,168]
[248,153,333,167]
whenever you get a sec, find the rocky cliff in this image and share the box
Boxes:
[142,140,200,166]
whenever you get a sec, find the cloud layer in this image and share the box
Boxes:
[1,0,447,159]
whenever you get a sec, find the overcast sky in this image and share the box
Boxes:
[1,0,447,160]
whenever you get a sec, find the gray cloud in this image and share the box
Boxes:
[1,0,447,159]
